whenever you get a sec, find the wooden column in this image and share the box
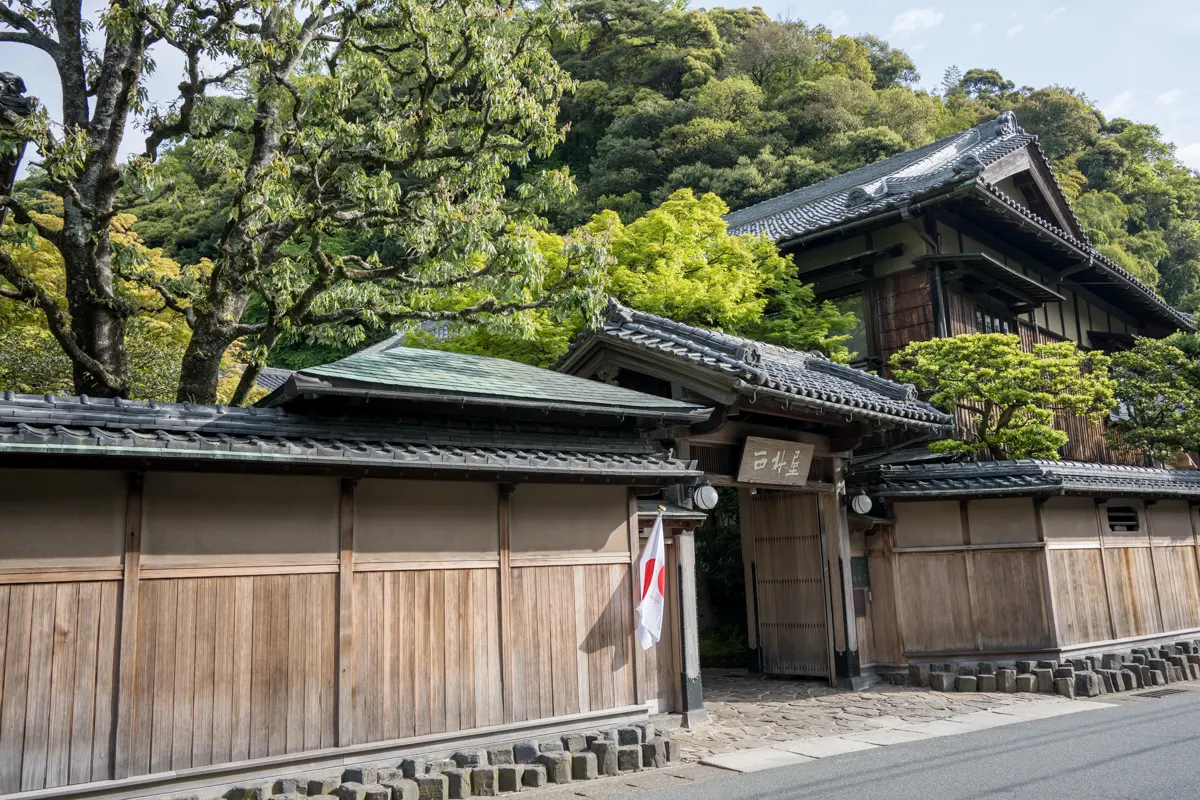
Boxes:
[336,478,357,746]
[626,490,644,705]
[1034,499,1061,648]
[1142,501,1167,633]
[113,472,144,780]
[674,529,709,727]
[737,488,760,671]
[1094,500,1119,641]
[498,484,514,723]
[822,458,861,687]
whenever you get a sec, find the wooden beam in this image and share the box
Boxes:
[1141,503,1168,634]
[498,484,514,724]
[1094,501,1119,642]
[336,478,357,747]
[737,488,760,670]
[113,472,145,781]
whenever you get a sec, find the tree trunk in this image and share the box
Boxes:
[59,198,128,397]
[175,294,249,404]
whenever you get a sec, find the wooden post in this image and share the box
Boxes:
[1034,499,1060,648]
[336,478,357,746]
[822,458,861,687]
[1094,500,1119,641]
[674,529,709,727]
[498,484,514,723]
[737,488,760,671]
[113,472,144,780]
[1142,501,1167,633]
[961,501,983,652]
[627,490,644,705]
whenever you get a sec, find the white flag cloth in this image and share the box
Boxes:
[636,511,667,650]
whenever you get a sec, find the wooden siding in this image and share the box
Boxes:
[946,291,975,337]
[126,575,336,775]
[0,582,119,793]
[1048,548,1113,645]
[0,476,647,794]
[1017,320,1146,465]
[877,268,935,371]
[509,565,635,723]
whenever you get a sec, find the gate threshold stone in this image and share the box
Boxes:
[699,747,816,772]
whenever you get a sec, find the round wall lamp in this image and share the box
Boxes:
[693,484,719,511]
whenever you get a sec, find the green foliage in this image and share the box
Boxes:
[420,189,855,365]
[1109,334,1200,459]
[891,334,1116,460]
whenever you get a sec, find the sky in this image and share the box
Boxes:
[2,0,1200,171]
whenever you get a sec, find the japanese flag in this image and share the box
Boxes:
[636,510,667,650]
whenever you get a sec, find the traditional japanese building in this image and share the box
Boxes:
[557,302,951,689]
[0,347,711,798]
[719,110,1200,676]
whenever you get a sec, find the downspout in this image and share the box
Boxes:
[902,204,949,339]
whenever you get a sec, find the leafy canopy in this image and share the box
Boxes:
[1,0,600,404]
[1109,333,1200,459]
[891,333,1116,460]
[411,189,856,366]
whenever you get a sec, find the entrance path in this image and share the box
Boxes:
[660,668,1070,762]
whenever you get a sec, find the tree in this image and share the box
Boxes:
[418,189,856,365]
[1,0,599,404]
[891,333,1116,460]
[0,202,232,400]
[854,34,918,89]
[1109,334,1200,459]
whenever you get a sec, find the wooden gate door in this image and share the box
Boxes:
[747,491,831,678]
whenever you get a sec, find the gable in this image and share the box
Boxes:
[980,143,1082,239]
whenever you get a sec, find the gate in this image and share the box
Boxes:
[746,491,831,678]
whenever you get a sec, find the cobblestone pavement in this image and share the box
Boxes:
[660,668,1066,761]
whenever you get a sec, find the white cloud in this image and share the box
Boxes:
[970,22,986,36]
[1156,89,1184,105]
[1104,91,1134,118]
[1178,143,1200,169]
[1007,23,1026,36]
[828,10,849,28]
[910,43,927,55]
[1044,6,1067,22]
[890,8,945,37]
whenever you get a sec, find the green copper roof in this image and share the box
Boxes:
[301,346,704,418]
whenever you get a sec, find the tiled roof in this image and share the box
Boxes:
[0,393,702,480]
[723,110,1193,332]
[725,112,1033,241]
[870,459,1200,499]
[291,344,706,422]
[255,366,293,392]
[558,302,951,430]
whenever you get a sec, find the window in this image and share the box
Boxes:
[976,309,1015,335]
[832,292,869,362]
[1106,505,1140,532]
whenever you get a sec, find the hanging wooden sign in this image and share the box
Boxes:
[736,436,815,486]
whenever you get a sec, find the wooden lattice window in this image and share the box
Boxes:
[1106,505,1140,532]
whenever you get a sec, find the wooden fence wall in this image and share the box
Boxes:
[866,496,1200,662]
[0,469,651,795]
[1045,498,1200,648]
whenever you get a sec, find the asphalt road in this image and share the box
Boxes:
[636,687,1200,800]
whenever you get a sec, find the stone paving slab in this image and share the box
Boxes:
[840,728,933,745]
[948,710,1027,728]
[990,699,1115,718]
[700,747,815,773]
[776,737,879,758]
[897,719,993,737]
